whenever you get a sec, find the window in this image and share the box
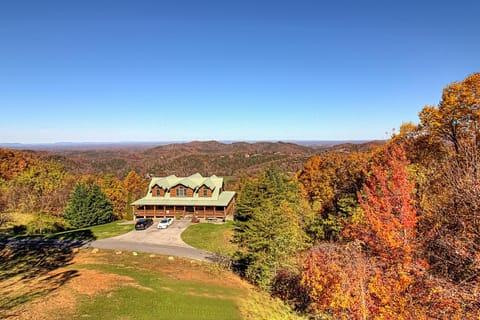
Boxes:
[176,187,186,197]
[156,188,161,196]
[202,188,209,197]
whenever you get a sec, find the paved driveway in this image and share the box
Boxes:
[112,220,192,247]
[86,220,214,262]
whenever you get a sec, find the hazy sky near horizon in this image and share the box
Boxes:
[1,0,479,143]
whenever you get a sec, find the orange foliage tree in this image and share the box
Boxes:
[419,73,480,154]
[301,242,370,319]
[355,144,417,264]
[124,170,147,219]
[296,151,370,241]
[302,145,426,319]
[98,174,127,219]
[353,144,422,319]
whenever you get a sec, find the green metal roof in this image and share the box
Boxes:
[149,173,222,196]
[131,173,235,207]
[131,191,235,207]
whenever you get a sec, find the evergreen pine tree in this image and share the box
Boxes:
[233,166,307,290]
[88,184,113,226]
[64,182,113,228]
[64,183,88,228]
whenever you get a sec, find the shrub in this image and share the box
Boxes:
[26,211,66,235]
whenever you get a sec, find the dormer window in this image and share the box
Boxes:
[156,188,161,196]
[176,187,186,197]
[202,188,209,197]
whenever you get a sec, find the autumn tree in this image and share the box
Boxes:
[0,148,38,180]
[11,160,72,214]
[296,75,480,319]
[355,145,417,261]
[301,242,370,319]
[297,151,370,241]
[351,144,421,318]
[124,170,147,219]
[299,144,427,319]
[391,122,445,167]
[419,73,480,154]
[99,174,127,219]
[415,74,480,284]
[386,74,480,317]
[419,141,480,283]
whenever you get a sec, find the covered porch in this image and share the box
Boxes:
[133,199,235,220]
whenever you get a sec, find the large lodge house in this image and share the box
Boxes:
[131,173,235,221]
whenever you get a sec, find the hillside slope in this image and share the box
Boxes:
[3,140,383,179]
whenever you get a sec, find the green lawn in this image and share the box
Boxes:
[67,251,302,320]
[48,220,134,240]
[1,212,133,241]
[81,220,134,239]
[1,245,303,319]
[181,221,237,255]
[74,262,243,320]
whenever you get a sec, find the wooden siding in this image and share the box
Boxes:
[151,185,165,197]
[133,204,229,219]
[198,185,213,197]
[169,184,194,197]
[224,197,235,216]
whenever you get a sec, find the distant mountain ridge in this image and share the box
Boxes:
[149,140,316,155]
[0,140,377,151]
[1,140,384,182]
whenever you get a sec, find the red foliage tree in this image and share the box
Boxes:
[301,145,427,319]
[353,144,423,318]
[356,144,417,265]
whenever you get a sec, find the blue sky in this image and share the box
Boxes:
[1,0,479,143]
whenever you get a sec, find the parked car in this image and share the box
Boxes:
[135,218,153,230]
[157,217,174,229]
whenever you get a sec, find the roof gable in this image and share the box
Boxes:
[148,173,223,198]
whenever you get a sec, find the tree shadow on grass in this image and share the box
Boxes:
[47,228,97,241]
[0,230,95,318]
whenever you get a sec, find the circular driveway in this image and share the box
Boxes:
[112,220,192,247]
[86,220,214,262]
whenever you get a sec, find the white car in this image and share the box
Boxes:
[157,218,173,229]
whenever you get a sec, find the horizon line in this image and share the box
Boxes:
[0,139,383,146]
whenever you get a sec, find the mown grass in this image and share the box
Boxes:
[1,220,133,241]
[0,239,80,318]
[69,251,303,320]
[1,212,133,241]
[48,220,134,240]
[74,262,243,320]
[181,220,237,255]
[1,248,304,320]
